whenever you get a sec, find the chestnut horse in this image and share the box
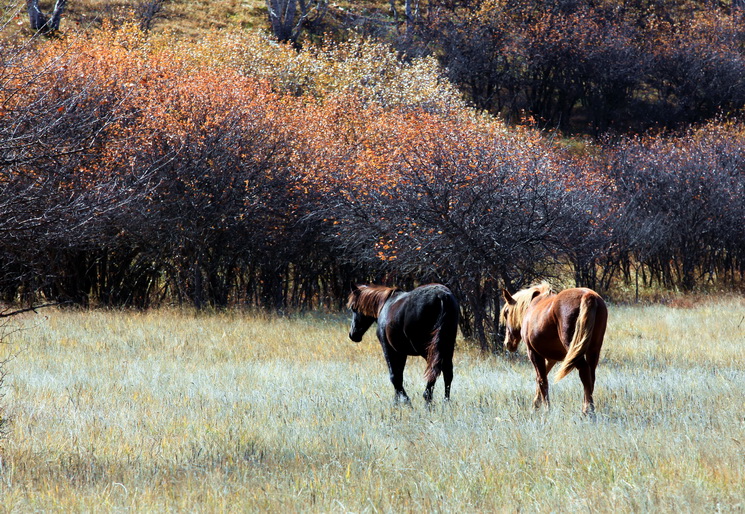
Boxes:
[500,283,607,414]
[348,284,459,404]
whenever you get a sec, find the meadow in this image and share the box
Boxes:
[0,300,743,511]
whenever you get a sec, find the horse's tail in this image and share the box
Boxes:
[554,292,597,382]
[425,294,459,383]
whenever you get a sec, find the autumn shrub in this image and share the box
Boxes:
[2,24,745,348]
[292,100,605,348]
[2,25,595,338]
[0,26,448,310]
[601,122,745,292]
[644,11,745,127]
[179,30,466,113]
[109,68,300,307]
[421,0,745,133]
[0,35,151,304]
[1,27,302,307]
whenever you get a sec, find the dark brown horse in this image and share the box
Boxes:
[500,283,608,414]
[348,284,459,404]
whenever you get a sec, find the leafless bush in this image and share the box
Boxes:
[136,0,167,32]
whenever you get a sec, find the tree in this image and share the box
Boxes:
[26,0,67,34]
[303,104,584,350]
[266,0,327,45]
[137,0,167,32]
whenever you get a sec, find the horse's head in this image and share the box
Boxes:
[500,283,553,352]
[500,289,522,352]
[347,285,377,343]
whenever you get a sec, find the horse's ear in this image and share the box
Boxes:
[502,289,516,305]
[350,283,364,296]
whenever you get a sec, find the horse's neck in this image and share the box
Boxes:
[517,290,550,322]
[378,290,404,316]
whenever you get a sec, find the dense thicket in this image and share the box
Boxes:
[1,28,744,349]
[416,0,745,133]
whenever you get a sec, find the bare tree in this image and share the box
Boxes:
[137,0,167,32]
[26,0,67,34]
[266,0,327,45]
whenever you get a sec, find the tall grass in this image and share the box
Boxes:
[1,301,743,511]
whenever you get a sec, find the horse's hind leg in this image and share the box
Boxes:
[579,348,601,415]
[576,357,595,415]
[442,358,453,401]
[423,379,436,403]
[422,362,441,404]
[423,352,454,404]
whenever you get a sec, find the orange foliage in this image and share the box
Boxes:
[4,23,743,314]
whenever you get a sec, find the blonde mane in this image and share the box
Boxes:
[347,285,399,318]
[500,282,555,331]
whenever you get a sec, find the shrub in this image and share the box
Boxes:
[420,0,745,133]
[2,25,744,350]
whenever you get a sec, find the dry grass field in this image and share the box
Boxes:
[0,300,744,511]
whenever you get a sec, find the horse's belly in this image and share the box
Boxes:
[395,338,427,356]
[383,326,423,356]
[528,336,566,361]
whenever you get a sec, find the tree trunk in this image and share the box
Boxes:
[266,0,300,44]
[27,0,67,34]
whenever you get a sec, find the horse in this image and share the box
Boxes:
[500,283,608,414]
[347,283,459,404]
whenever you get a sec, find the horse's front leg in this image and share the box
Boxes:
[386,350,410,404]
[528,347,550,409]
[546,359,557,375]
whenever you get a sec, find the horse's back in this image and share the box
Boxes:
[403,283,458,320]
[554,287,607,349]
[413,283,457,302]
[383,284,458,354]
[559,287,607,323]
[526,287,607,358]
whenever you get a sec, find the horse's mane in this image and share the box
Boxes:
[347,285,400,318]
[500,282,555,330]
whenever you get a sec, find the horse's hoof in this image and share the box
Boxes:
[394,394,411,406]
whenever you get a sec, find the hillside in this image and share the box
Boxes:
[8,0,745,134]
[5,0,386,38]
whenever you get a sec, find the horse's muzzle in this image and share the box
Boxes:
[349,332,362,343]
[504,338,520,353]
